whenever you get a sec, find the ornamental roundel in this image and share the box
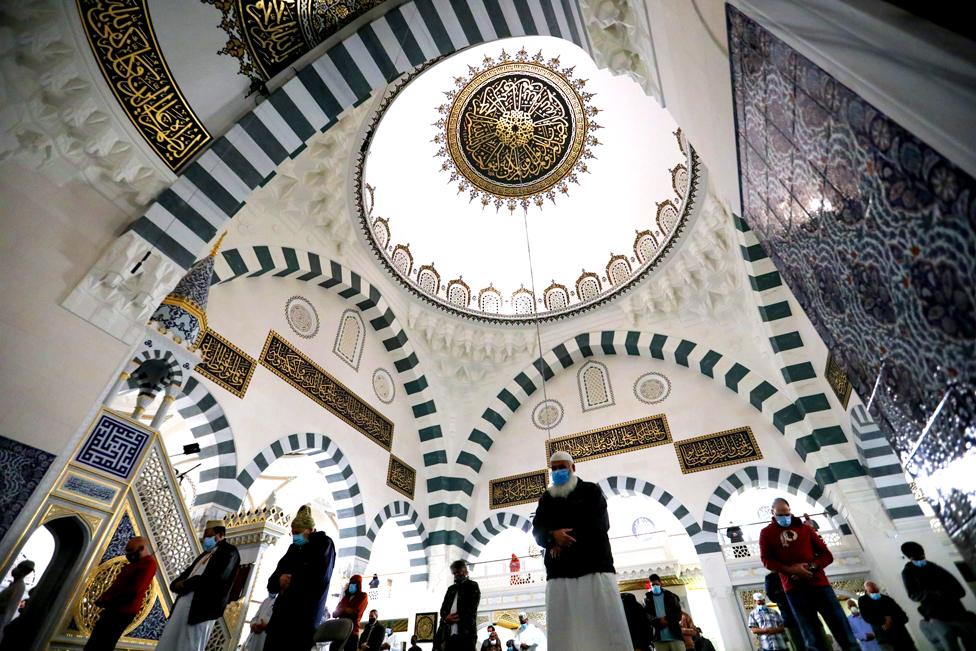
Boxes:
[634,372,671,404]
[285,296,320,339]
[434,47,600,210]
[532,399,564,430]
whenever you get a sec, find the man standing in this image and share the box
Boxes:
[857,581,916,650]
[764,571,807,650]
[748,593,788,651]
[84,537,157,651]
[369,574,380,589]
[480,625,501,651]
[899,541,975,651]
[436,560,480,651]
[0,560,34,644]
[759,497,858,651]
[358,609,385,651]
[157,520,240,651]
[531,451,632,650]
[846,600,879,651]
[643,574,684,651]
[265,505,337,650]
[513,612,546,651]
[408,635,422,651]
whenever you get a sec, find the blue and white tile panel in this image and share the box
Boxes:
[126,0,588,270]
[362,500,429,583]
[850,406,924,520]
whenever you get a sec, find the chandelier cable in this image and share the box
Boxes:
[520,210,552,442]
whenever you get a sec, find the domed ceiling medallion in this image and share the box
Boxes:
[433,48,601,211]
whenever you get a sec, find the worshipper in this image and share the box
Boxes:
[480,624,501,650]
[370,574,380,589]
[760,497,858,651]
[243,592,277,651]
[408,635,422,651]
[0,560,34,644]
[330,575,368,650]
[803,514,821,532]
[679,610,699,650]
[765,570,808,650]
[531,450,632,651]
[845,600,879,651]
[510,554,522,585]
[858,582,916,650]
[265,505,337,650]
[435,560,480,651]
[358,609,386,651]
[505,641,515,650]
[899,541,976,651]
[513,612,546,651]
[621,592,653,651]
[84,537,157,651]
[644,574,685,651]
[157,520,241,651]
[748,592,788,651]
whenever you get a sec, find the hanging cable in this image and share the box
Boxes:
[520,210,552,442]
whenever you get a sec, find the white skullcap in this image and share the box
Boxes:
[518,611,528,618]
[549,450,573,464]
[753,592,765,601]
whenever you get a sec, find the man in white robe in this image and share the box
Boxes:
[532,451,632,650]
[512,612,546,651]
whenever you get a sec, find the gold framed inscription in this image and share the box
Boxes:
[386,455,416,500]
[195,328,257,398]
[545,414,672,463]
[489,469,548,509]
[674,426,763,474]
[824,353,853,409]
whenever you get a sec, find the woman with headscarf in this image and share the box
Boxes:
[332,575,369,650]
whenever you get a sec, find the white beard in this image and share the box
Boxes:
[547,474,578,498]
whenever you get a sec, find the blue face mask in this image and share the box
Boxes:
[912,559,927,567]
[552,468,571,486]
[757,604,767,610]
[519,623,527,631]
[348,584,357,594]
[651,585,662,595]
[775,515,792,527]
[293,533,308,546]
[869,592,881,600]
[202,536,217,552]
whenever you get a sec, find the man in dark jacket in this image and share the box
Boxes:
[765,571,810,650]
[84,537,157,651]
[532,450,632,650]
[435,560,480,650]
[857,581,916,650]
[157,520,240,651]
[759,497,857,651]
[358,609,385,651]
[900,541,976,651]
[265,505,337,650]
[621,592,652,651]
[643,574,683,650]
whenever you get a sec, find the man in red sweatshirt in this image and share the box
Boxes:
[759,497,858,651]
[85,535,158,650]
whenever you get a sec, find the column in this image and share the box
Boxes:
[104,359,140,406]
[150,383,180,429]
[698,553,755,651]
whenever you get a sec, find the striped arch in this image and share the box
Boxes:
[700,465,853,550]
[438,330,865,549]
[598,476,714,554]
[124,0,588,270]
[362,501,429,584]
[462,512,535,560]
[230,433,367,562]
[208,245,450,515]
[850,405,923,520]
[127,348,184,395]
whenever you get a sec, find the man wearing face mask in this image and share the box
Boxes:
[857,582,916,651]
[748,593,788,651]
[157,520,241,651]
[83,537,156,651]
[358,609,386,651]
[532,451,632,651]
[643,574,684,651]
[265,505,337,650]
[759,498,858,651]
[900,541,975,651]
[846,599,880,651]
[435,560,480,650]
[513,612,546,651]
[480,625,501,651]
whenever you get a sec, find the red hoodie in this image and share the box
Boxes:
[95,554,158,614]
[759,515,833,592]
[333,574,368,634]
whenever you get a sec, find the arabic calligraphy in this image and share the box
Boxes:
[387,455,416,500]
[78,0,211,171]
[195,329,256,398]
[489,470,548,509]
[259,331,393,450]
[824,353,852,409]
[674,426,763,474]
[545,415,672,464]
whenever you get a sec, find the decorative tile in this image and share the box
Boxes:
[285,295,320,339]
[386,454,415,500]
[0,436,55,542]
[75,410,152,481]
[545,414,672,463]
[58,472,119,510]
[825,353,853,409]
[489,469,548,509]
[196,328,257,398]
[674,426,763,474]
[101,512,137,563]
[633,372,672,404]
[414,612,438,643]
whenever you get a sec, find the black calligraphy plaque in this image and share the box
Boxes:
[195,329,256,398]
[259,331,393,450]
[489,469,548,509]
[824,353,853,409]
[78,0,212,171]
[545,414,672,464]
[387,454,416,500]
[674,426,763,474]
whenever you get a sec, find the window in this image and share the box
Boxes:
[333,310,365,370]
[578,361,614,411]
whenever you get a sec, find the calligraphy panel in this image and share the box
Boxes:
[489,469,548,509]
[387,454,416,500]
[259,331,393,450]
[75,409,153,481]
[195,329,257,398]
[78,0,212,171]
[545,414,672,464]
[824,353,852,409]
[674,426,763,474]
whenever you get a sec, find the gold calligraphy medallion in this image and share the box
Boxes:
[434,47,601,211]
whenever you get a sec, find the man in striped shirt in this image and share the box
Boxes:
[748,593,788,651]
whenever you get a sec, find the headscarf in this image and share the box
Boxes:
[292,504,315,530]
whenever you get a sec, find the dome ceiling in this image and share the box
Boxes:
[357,37,697,324]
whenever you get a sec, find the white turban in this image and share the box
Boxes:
[753,592,765,601]
[549,450,574,464]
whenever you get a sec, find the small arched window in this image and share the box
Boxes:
[578,361,614,411]
[634,230,658,264]
[333,310,365,370]
[656,200,680,234]
[606,255,632,287]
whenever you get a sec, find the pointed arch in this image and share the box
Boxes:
[462,512,535,560]
[362,501,428,583]
[172,376,237,507]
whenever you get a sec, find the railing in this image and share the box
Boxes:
[720,529,847,561]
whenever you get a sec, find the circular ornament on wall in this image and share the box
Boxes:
[631,516,657,541]
[532,399,564,430]
[285,296,320,339]
[633,372,671,404]
[372,368,395,404]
